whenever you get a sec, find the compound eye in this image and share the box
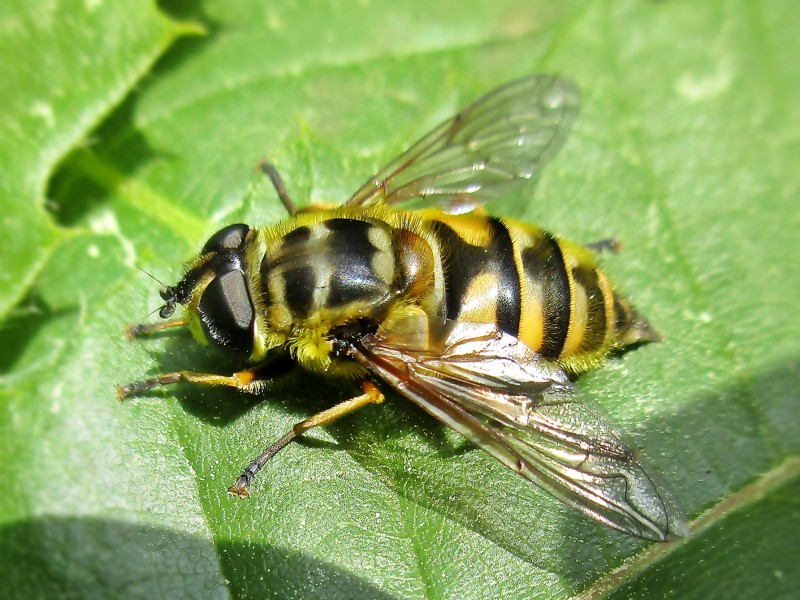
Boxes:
[198,270,255,356]
[202,224,250,254]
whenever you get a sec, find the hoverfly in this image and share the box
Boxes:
[119,75,689,542]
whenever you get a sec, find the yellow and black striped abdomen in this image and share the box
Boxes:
[514,223,617,372]
[420,212,625,373]
[426,214,522,336]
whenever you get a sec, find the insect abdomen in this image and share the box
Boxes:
[428,216,521,336]
[419,212,646,372]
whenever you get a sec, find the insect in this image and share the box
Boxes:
[119,75,689,542]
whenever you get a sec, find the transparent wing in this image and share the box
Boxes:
[347,75,580,210]
[351,319,689,541]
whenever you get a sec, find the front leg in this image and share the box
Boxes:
[117,357,296,400]
[117,367,263,399]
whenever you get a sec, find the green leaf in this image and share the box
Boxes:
[0,0,199,319]
[1,0,798,598]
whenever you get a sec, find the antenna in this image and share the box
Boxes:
[136,266,166,287]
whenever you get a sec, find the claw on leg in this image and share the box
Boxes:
[228,381,384,498]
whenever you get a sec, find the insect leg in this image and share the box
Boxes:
[259,160,339,214]
[586,238,621,253]
[117,368,264,400]
[116,356,296,400]
[259,161,298,216]
[124,318,188,338]
[228,380,384,498]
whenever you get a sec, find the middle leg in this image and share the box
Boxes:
[228,381,385,497]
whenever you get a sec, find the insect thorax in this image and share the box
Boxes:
[261,215,395,318]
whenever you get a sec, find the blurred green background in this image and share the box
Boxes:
[0,1,798,598]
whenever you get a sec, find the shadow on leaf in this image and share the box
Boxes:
[0,516,396,599]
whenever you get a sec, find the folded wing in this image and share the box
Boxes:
[351,320,689,541]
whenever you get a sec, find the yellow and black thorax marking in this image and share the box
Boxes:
[260,216,397,329]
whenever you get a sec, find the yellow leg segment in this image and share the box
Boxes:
[117,368,261,400]
[125,317,188,339]
[228,381,385,497]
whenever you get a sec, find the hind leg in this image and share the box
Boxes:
[587,238,621,253]
[259,161,339,216]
